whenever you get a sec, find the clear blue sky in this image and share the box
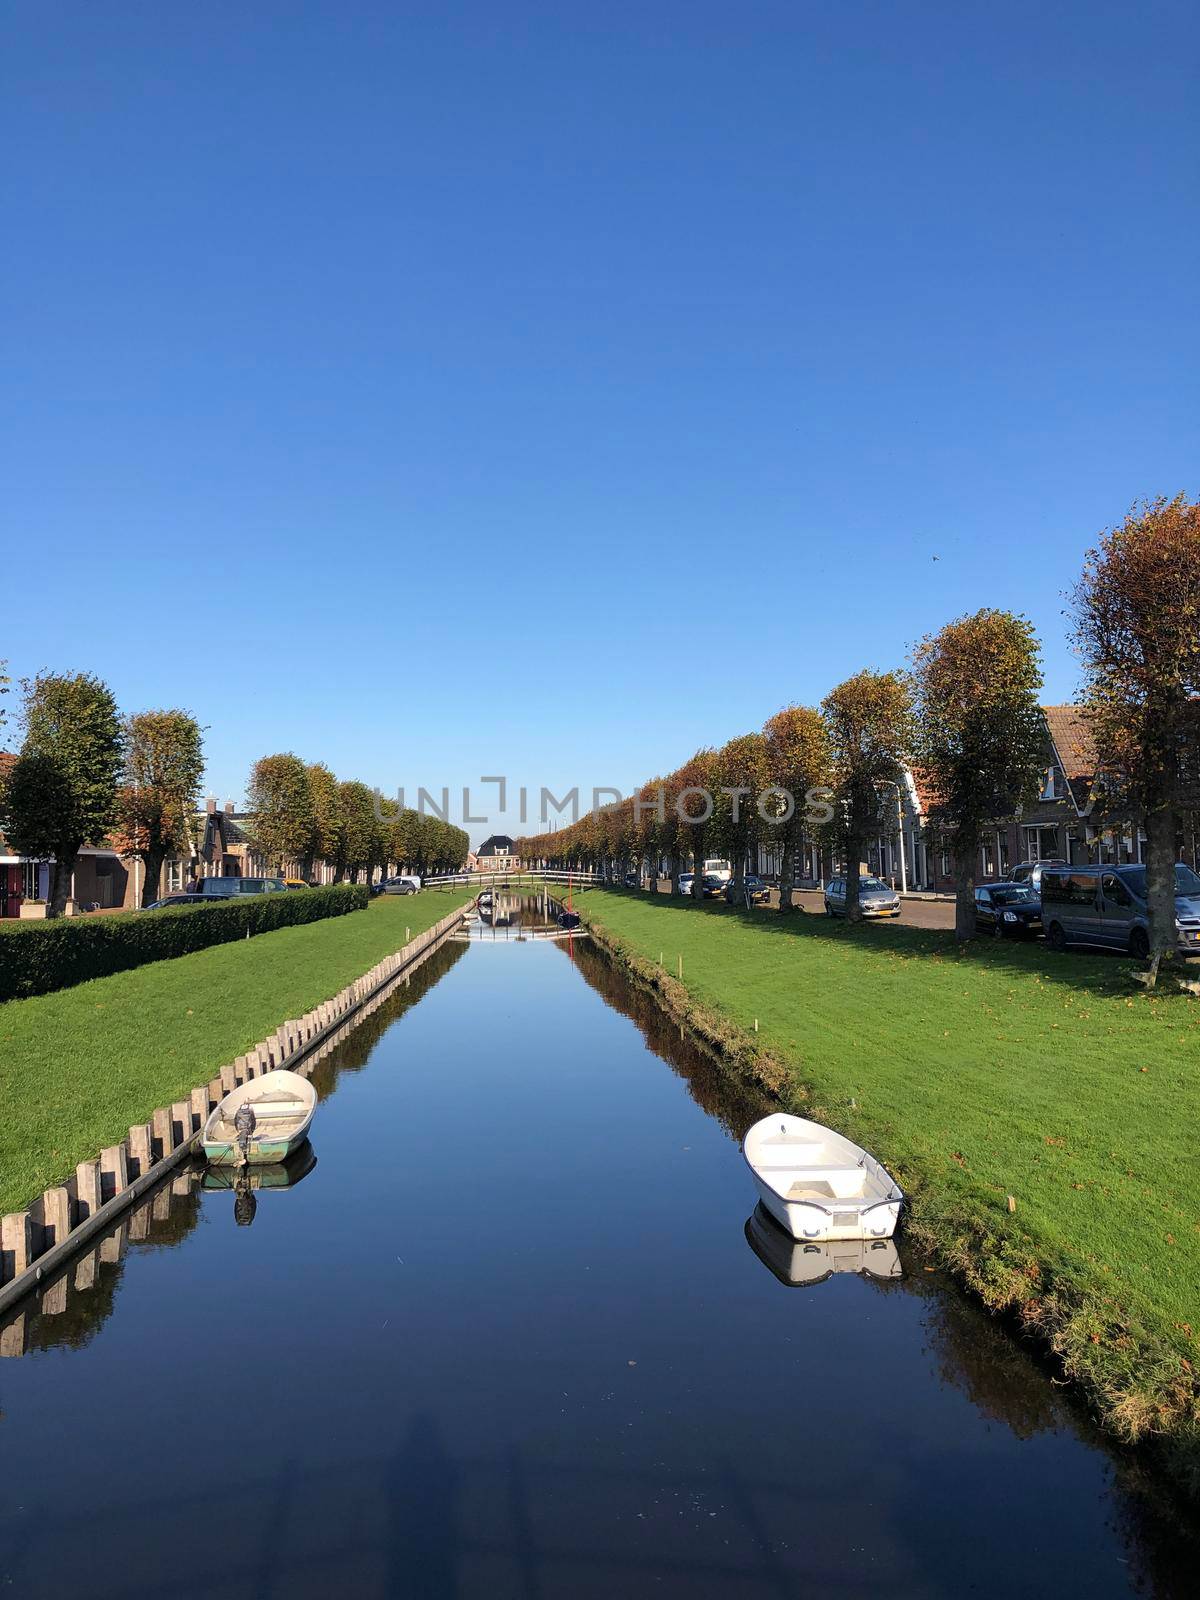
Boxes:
[4,1,1196,842]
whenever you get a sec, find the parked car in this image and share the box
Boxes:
[973,881,1041,938]
[1040,863,1200,958]
[1009,859,1067,892]
[623,871,639,888]
[703,858,733,884]
[700,873,725,898]
[677,872,695,896]
[724,875,769,904]
[142,893,222,910]
[283,877,310,891]
[381,874,422,895]
[199,876,286,896]
[823,875,902,918]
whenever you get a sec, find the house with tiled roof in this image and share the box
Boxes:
[475,834,520,871]
[852,704,1184,894]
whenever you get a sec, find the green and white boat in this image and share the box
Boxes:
[203,1069,317,1166]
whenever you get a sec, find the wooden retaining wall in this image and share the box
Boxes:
[0,904,467,1318]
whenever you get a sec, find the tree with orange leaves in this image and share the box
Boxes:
[911,609,1044,943]
[1072,495,1200,983]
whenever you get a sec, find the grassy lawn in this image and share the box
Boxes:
[0,888,473,1215]
[570,886,1200,1459]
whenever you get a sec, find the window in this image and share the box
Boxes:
[1041,767,1056,800]
[21,861,41,900]
[166,861,184,894]
[1101,874,1132,906]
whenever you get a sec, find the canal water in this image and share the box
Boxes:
[2,898,1197,1598]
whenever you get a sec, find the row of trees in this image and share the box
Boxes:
[0,678,471,915]
[522,497,1200,979]
[0,673,205,914]
[244,753,469,883]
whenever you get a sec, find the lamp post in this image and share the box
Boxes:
[879,780,908,894]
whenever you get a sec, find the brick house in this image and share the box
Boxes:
[862,705,1197,893]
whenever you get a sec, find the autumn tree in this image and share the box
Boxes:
[713,732,770,896]
[763,705,831,912]
[821,670,913,923]
[305,762,343,881]
[668,749,717,897]
[0,659,8,728]
[339,780,382,882]
[1,672,125,915]
[1072,495,1200,981]
[246,753,315,874]
[911,610,1045,943]
[117,709,206,906]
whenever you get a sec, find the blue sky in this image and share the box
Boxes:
[4,1,1196,842]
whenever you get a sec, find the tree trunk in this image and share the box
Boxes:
[845,834,863,922]
[778,824,796,912]
[1144,805,1178,982]
[141,846,168,908]
[732,839,746,895]
[691,828,706,897]
[49,847,78,916]
[669,850,681,894]
[953,833,978,943]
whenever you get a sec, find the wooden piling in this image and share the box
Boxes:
[150,1106,172,1161]
[100,1143,129,1200]
[75,1160,102,1223]
[2,1213,33,1282]
[128,1123,154,1178]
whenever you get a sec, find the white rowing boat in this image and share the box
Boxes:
[203,1070,317,1166]
[742,1113,903,1242]
[745,1204,901,1285]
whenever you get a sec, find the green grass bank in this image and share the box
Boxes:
[0,888,473,1214]
[568,885,1200,1483]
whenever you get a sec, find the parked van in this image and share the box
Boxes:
[703,858,732,884]
[199,876,287,897]
[1040,864,1200,958]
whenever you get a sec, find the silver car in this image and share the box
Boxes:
[824,875,902,918]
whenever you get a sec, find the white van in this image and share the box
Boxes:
[703,858,732,884]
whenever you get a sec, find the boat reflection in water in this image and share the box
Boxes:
[745,1202,902,1287]
[201,1140,318,1226]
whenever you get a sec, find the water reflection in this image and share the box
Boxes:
[202,1141,318,1226]
[3,904,1200,1597]
[745,1203,903,1287]
[566,918,1200,1596]
[0,938,466,1360]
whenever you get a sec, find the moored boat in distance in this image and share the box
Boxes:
[742,1113,903,1242]
[203,1070,317,1166]
[745,1204,902,1286]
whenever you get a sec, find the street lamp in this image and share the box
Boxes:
[877,779,908,894]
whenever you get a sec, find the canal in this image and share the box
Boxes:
[1,897,1197,1598]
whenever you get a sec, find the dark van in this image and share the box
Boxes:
[1040,864,1200,958]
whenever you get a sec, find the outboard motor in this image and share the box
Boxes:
[233,1100,256,1167]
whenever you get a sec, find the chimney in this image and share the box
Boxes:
[206,797,217,814]
[225,801,235,816]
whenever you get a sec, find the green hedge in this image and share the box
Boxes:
[0,885,371,1002]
